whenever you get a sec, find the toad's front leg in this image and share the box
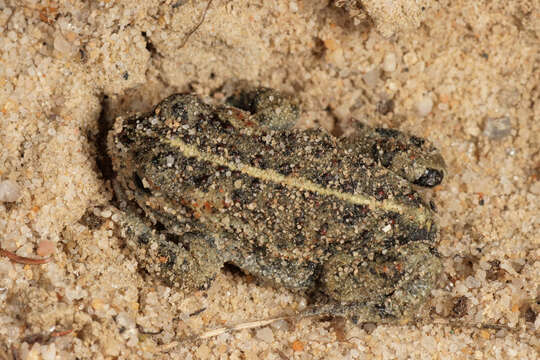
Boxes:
[224,84,300,131]
[114,205,224,291]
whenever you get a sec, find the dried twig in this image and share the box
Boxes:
[0,248,51,265]
[158,316,288,352]
[178,0,214,49]
[154,309,528,353]
[50,329,73,337]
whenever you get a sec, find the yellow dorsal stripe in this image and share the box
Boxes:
[166,138,429,225]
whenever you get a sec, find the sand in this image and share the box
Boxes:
[0,0,538,358]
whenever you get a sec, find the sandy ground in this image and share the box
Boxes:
[0,0,538,359]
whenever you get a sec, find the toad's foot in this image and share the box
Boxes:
[316,241,442,323]
[113,202,223,291]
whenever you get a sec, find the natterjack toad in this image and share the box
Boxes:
[108,86,446,323]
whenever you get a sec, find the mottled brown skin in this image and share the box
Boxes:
[108,87,446,323]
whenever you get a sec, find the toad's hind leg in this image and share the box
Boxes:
[344,122,447,187]
[312,241,442,323]
[115,209,223,291]
[223,237,320,292]
[225,85,300,130]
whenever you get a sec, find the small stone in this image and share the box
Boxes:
[0,180,21,202]
[166,155,175,167]
[480,330,491,340]
[362,68,380,88]
[377,99,394,115]
[102,337,122,356]
[521,305,537,323]
[451,296,469,317]
[291,340,304,351]
[483,116,512,140]
[100,209,112,218]
[362,322,377,333]
[297,298,307,311]
[37,239,55,257]
[383,52,397,72]
[53,33,75,55]
[403,52,418,67]
[416,95,433,117]
[270,319,289,332]
[195,344,211,359]
[255,327,274,343]
[91,298,105,311]
[289,1,298,12]
[497,88,520,107]
[41,343,56,360]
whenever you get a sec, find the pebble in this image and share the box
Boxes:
[483,116,512,140]
[416,95,433,117]
[383,52,397,72]
[41,343,57,360]
[100,209,112,218]
[403,52,418,67]
[270,319,289,332]
[37,239,56,257]
[53,33,74,55]
[289,1,298,12]
[0,180,21,202]
[362,68,380,88]
[255,327,274,343]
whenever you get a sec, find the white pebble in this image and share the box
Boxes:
[403,52,418,67]
[53,34,73,54]
[166,155,175,167]
[255,327,275,343]
[383,52,397,72]
[289,1,298,12]
[483,116,512,140]
[297,298,307,311]
[0,180,21,202]
[41,343,56,360]
[362,68,380,88]
[270,319,289,331]
[416,95,433,117]
[100,209,112,218]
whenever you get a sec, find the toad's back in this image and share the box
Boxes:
[110,94,439,288]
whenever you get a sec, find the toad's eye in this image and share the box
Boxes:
[412,168,444,187]
[133,173,152,194]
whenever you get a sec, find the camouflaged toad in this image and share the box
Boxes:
[108,86,446,323]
